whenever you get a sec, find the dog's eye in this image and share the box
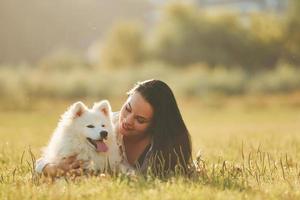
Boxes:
[86,125,95,128]
[101,124,105,128]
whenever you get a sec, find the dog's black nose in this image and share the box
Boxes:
[100,131,108,139]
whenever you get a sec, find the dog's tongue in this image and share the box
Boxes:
[96,141,108,152]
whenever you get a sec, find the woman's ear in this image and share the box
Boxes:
[69,101,87,118]
[93,100,112,117]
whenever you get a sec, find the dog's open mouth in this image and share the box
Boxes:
[87,138,108,152]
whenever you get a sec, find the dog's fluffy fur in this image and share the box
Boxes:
[42,100,122,172]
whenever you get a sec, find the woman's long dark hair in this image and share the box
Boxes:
[128,79,192,176]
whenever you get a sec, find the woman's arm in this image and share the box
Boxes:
[36,155,84,177]
[35,158,49,174]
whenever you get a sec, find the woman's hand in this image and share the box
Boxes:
[43,154,85,177]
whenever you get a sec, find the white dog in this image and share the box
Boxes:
[42,100,123,173]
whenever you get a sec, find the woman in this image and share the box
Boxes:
[36,79,192,177]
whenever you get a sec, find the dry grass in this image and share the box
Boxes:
[1,96,300,199]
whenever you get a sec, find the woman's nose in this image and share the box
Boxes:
[125,115,134,126]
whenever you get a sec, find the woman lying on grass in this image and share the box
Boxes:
[35,79,193,177]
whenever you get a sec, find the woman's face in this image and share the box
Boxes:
[119,91,153,138]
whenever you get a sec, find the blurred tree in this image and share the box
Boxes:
[148,3,256,69]
[100,22,145,68]
[147,3,202,66]
[247,14,285,70]
[283,0,300,65]
[97,2,300,70]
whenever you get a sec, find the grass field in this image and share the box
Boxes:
[1,95,300,200]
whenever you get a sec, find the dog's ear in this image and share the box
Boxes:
[69,101,87,118]
[93,100,112,117]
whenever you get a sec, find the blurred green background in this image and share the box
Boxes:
[1,3,300,198]
[0,0,300,108]
[1,2,300,199]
